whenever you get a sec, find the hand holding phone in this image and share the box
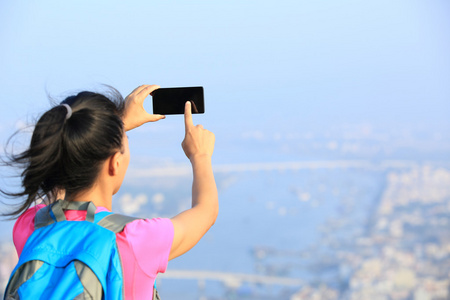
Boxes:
[152,87,205,115]
[123,84,165,131]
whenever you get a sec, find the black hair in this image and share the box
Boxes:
[1,88,125,218]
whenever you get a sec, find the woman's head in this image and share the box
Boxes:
[2,88,126,217]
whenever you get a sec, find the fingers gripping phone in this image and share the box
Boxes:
[152,87,205,115]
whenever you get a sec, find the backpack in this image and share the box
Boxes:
[3,200,161,300]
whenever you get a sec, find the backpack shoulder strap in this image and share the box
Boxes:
[34,206,54,230]
[95,213,142,233]
[95,213,161,298]
[34,200,97,230]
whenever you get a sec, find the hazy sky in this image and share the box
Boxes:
[0,0,449,156]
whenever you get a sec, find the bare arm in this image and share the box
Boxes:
[169,101,218,260]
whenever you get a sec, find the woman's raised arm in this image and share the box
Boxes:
[169,101,219,260]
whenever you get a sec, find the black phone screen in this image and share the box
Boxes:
[152,87,204,115]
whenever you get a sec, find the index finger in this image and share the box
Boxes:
[184,101,193,131]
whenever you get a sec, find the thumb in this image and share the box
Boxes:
[146,114,166,122]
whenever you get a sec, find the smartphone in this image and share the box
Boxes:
[152,86,205,115]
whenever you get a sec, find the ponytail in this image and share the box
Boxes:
[1,88,125,218]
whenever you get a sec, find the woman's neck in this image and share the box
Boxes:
[70,183,113,211]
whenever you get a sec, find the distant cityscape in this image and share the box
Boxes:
[288,164,450,299]
[155,163,450,299]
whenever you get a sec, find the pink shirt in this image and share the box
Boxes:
[13,204,174,300]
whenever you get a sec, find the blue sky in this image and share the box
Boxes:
[0,0,449,158]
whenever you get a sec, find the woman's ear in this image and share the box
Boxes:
[108,151,122,176]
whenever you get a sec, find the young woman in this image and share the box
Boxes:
[1,84,218,299]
